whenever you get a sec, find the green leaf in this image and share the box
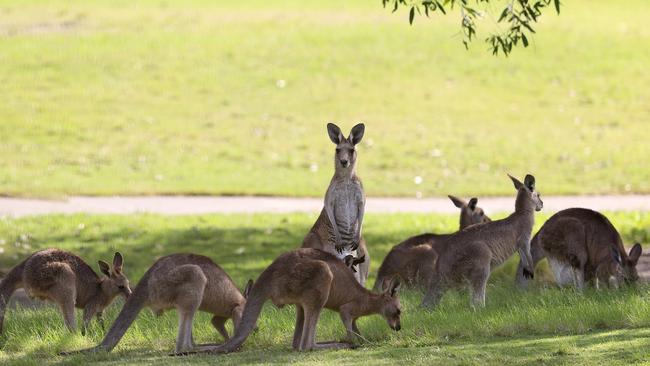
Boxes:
[554,0,561,14]
[436,1,446,14]
[521,33,529,47]
[498,7,509,22]
[409,6,415,24]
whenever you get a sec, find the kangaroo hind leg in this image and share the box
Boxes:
[169,264,207,354]
[48,264,77,332]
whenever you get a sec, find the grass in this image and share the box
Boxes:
[1,0,649,197]
[1,212,650,365]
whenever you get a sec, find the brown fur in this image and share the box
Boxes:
[302,123,370,285]
[67,253,252,355]
[0,249,130,335]
[515,208,642,290]
[421,174,543,308]
[194,248,401,354]
[374,195,491,291]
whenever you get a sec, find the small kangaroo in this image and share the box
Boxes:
[302,123,370,285]
[344,254,366,274]
[0,249,130,334]
[514,208,642,290]
[374,195,491,291]
[421,174,543,308]
[193,248,401,354]
[68,253,253,355]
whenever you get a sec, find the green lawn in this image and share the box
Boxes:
[1,212,650,365]
[1,0,649,197]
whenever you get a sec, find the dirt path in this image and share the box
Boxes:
[1,194,649,216]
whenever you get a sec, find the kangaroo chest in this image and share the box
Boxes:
[330,181,363,236]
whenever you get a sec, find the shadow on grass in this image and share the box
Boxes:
[5,328,649,366]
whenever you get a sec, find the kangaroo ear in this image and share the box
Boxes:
[524,174,536,191]
[353,255,366,266]
[243,279,254,298]
[611,248,622,265]
[628,243,642,266]
[113,252,123,273]
[98,260,111,276]
[327,123,343,144]
[389,277,401,297]
[448,195,465,208]
[344,255,355,268]
[468,198,478,211]
[349,123,365,145]
[508,174,524,190]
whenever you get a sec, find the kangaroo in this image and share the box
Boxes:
[421,174,543,308]
[374,195,491,291]
[515,208,642,290]
[192,248,401,354]
[0,249,130,335]
[67,253,253,355]
[344,254,366,274]
[302,123,370,285]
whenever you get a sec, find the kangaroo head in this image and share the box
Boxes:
[379,277,402,332]
[343,254,366,273]
[615,244,643,284]
[98,252,131,301]
[509,173,543,212]
[448,195,491,230]
[327,123,364,170]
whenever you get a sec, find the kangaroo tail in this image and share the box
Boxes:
[213,269,273,353]
[0,259,27,334]
[95,277,150,352]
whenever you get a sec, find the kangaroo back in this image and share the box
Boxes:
[213,269,273,353]
[0,259,27,333]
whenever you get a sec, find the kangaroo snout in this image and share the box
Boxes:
[391,322,401,331]
[340,159,349,167]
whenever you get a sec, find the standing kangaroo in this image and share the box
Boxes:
[374,195,491,291]
[514,208,642,289]
[194,248,401,354]
[302,123,369,285]
[421,174,543,308]
[0,249,130,334]
[68,253,253,355]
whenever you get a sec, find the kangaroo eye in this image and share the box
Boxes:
[118,285,125,290]
[335,148,341,153]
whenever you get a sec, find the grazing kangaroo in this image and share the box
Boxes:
[68,253,253,355]
[302,123,370,285]
[514,208,642,289]
[374,195,491,291]
[193,248,401,354]
[421,174,543,308]
[0,249,130,334]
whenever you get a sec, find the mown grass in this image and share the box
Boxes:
[1,0,649,197]
[1,212,650,365]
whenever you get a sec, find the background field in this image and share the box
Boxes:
[1,211,650,365]
[1,0,649,197]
